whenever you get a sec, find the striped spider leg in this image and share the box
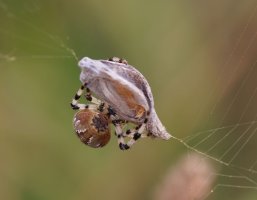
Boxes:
[71,83,116,119]
[108,56,128,64]
[112,115,149,150]
[70,83,104,111]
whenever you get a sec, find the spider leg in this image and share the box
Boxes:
[112,117,148,150]
[106,107,129,149]
[84,85,102,105]
[84,86,106,112]
[113,120,129,150]
[123,118,148,150]
[123,125,148,138]
[108,107,150,150]
[70,84,103,111]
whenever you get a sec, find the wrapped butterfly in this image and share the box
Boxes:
[71,57,171,150]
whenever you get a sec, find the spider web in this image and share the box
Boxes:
[171,3,257,198]
[1,1,257,199]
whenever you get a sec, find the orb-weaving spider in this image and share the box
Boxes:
[70,57,149,150]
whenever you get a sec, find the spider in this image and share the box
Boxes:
[71,57,149,150]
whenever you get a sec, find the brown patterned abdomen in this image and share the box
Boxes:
[73,109,111,148]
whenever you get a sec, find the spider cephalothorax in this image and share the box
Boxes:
[71,57,171,150]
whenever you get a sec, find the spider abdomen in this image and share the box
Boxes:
[73,109,111,148]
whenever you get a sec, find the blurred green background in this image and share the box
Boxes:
[1,0,257,199]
